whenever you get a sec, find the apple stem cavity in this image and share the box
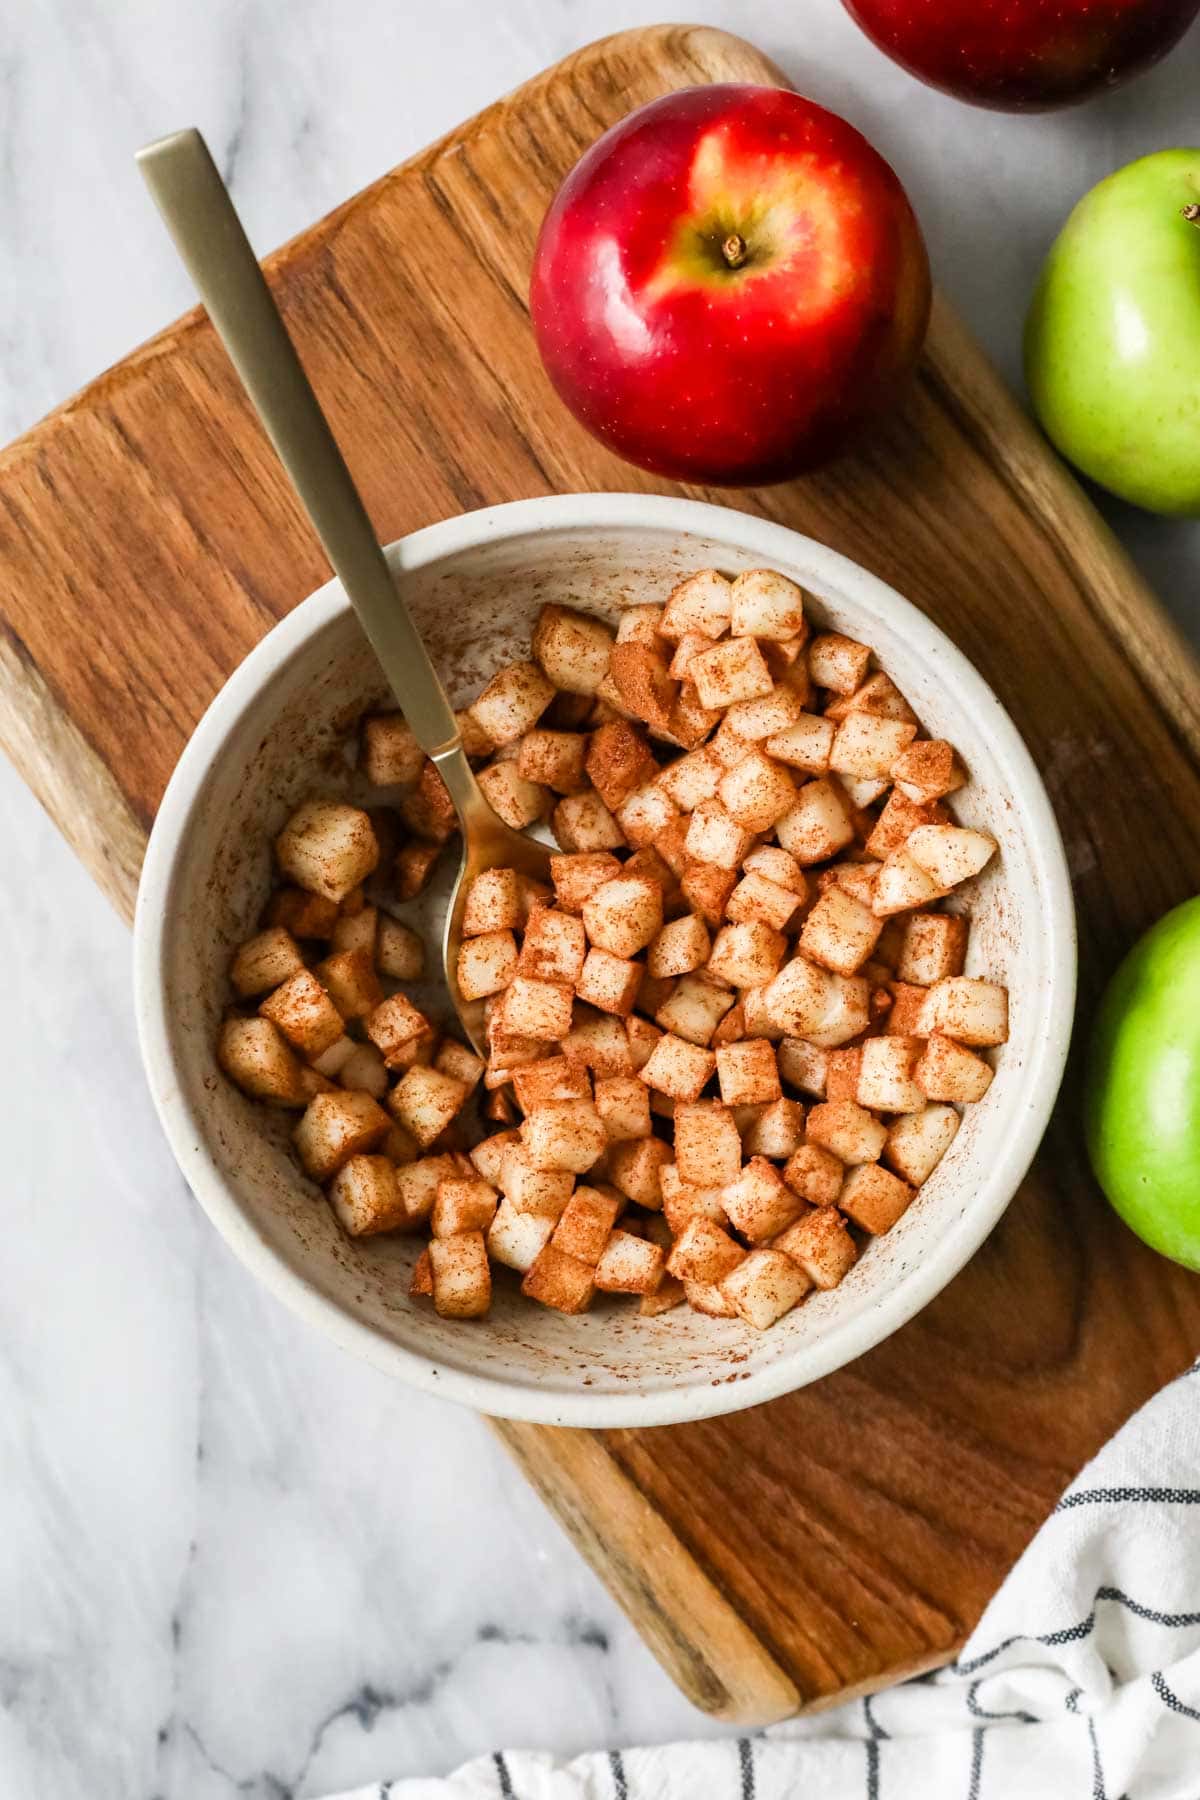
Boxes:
[1183,203,1200,227]
[721,232,748,269]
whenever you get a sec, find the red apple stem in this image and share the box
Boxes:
[1183,204,1200,226]
[722,233,748,269]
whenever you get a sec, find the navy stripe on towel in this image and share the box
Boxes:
[1056,1486,1200,1514]
[1152,1670,1200,1722]
[493,1751,515,1798]
[738,1737,755,1799]
[865,1736,880,1800]
[608,1749,628,1798]
[966,1729,984,1800]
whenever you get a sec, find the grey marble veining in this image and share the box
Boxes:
[3,2,1199,1794]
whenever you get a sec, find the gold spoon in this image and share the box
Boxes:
[137,127,549,1055]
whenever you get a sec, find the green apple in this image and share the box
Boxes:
[1024,149,1200,516]
[1086,896,1200,1268]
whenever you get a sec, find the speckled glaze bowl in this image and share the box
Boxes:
[133,493,1075,1427]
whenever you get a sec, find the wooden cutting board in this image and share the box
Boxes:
[4,22,1200,1726]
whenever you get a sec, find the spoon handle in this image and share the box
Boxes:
[137,127,459,759]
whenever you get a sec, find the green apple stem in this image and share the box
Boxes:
[722,233,748,269]
[1183,204,1200,226]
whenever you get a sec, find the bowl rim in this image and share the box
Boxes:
[133,491,1077,1427]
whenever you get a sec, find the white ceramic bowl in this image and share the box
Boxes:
[134,493,1075,1427]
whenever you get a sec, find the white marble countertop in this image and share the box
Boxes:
[4,4,1199,1795]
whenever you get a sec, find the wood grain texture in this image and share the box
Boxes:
[3,22,1200,1723]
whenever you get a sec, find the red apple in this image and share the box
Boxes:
[841,0,1199,110]
[529,85,931,487]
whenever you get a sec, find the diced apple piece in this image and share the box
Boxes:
[775,1207,857,1288]
[674,1100,743,1188]
[275,799,379,904]
[533,604,616,696]
[840,1163,914,1234]
[730,567,806,640]
[470,1128,522,1187]
[469,660,555,746]
[808,633,871,695]
[783,1142,844,1206]
[684,800,754,871]
[689,637,774,709]
[655,745,724,810]
[660,568,733,640]
[552,792,626,853]
[777,1036,828,1097]
[776,778,856,866]
[655,972,736,1047]
[312,949,383,1021]
[740,1097,804,1159]
[294,1089,391,1180]
[456,929,519,1002]
[720,1247,810,1329]
[218,1016,308,1106]
[683,1279,738,1317]
[517,729,587,795]
[765,713,835,774]
[428,1232,491,1319]
[360,711,424,786]
[550,851,623,913]
[648,914,711,980]
[389,1066,469,1149]
[521,1099,606,1173]
[595,1075,652,1141]
[916,1033,995,1103]
[576,949,643,1018]
[498,976,575,1040]
[887,981,928,1036]
[826,670,918,723]
[799,887,883,976]
[725,685,805,744]
[896,912,968,986]
[906,825,997,891]
[872,850,947,917]
[830,713,917,779]
[608,642,678,734]
[916,978,1008,1046]
[824,1047,862,1102]
[606,1135,673,1208]
[639,1033,716,1103]
[435,1039,484,1094]
[487,1199,556,1273]
[265,887,339,940]
[548,1185,621,1264]
[477,761,549,830]
[499,1144,575,1218]
[231,928,304,1000]
[865,792,950,861]
[511,1055,592,1113]
[259,969,346,1059]
[857,1036,925,1113]
[395,761,459,846]
[891,739,966,804]
[886,1103,960,1185]
[394,840,442,900]
[517,907,587,986]
[680,862,739,927]
[708,920,787,988]
[725,871,799,932]
[585,720,658,812]
[375,916,424,982]
[723,1157,803,1242]
[563,1006,636,1076]
[594,1230,666,1295]
[668,1216,746,1284]
[806,1099,888,1166]
[582,876,663,958]
[718,749,797,832]
[625,1014,662,1073]
[327,1155,408,1236]
[432,1176,499,1238]
[522,1243,596,1314]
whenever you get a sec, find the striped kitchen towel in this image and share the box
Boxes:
[326,1359,1200,1798]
